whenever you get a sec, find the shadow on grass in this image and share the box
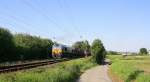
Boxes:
[125,70,144,82]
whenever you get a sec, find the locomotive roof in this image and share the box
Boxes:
[53,43,72,48]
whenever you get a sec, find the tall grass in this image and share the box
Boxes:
[110,60,143,82]
[108,55,150,82]
[0,58,96,82]
[136,74,150,82]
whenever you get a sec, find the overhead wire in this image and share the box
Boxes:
[57,0,83,41]
[0,16,18,32]
[21,0,75,44]
[0,15,27,33]
[56,0,74,44]
[21,0,70,34]
[0,10,40,35]
[1,0,82,44]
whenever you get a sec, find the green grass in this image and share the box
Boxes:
[0,57,97,82]
[108,55,150,82]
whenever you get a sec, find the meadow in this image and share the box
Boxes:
[0,57,96,82]
[108,55,150,82]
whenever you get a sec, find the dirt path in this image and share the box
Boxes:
[77,65,112,82]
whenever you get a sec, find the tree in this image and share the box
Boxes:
[139,48,148,55]
[82,40,90,51]
[0,27,54,62]
[107,51,121,55]
[14,33,53,60]
[73,40,90,54]
[0,27,15,62]
[73,41,84,50]
[91,39,106,64]
[72,40,90,51]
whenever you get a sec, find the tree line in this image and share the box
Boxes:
[107,48,149,56]
[0,27,53,62]
[0,27,107,64]
[73,39,106,64]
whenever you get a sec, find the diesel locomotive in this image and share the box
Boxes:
[52,43,90,58]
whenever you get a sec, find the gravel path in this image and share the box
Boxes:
[77,65,112,82]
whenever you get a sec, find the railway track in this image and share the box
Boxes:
[0,59,69,73]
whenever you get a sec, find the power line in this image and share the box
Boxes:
[0,16,24,31]
[21,0,69,34]
[57,0,83,40]
[0,17,18,32]
[0,3,45,35]
[1,0,82,44]
[0,11,40,35]
[21,0,76,44]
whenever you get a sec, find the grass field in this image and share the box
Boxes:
[0,57,96,82]
[108,55,150,82]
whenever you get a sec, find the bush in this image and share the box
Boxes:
[72,40,90,51]
[0,27,15,62]
[14,34,53,60]
[107,51,121,55]
[91,39,106,64]
[0,27,54,62]
[139,48,148,55]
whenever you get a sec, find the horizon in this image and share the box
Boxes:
[0,0,150,52]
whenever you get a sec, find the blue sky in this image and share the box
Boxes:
[0,0,150,52]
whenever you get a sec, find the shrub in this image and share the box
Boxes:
[139,48,148,55]
[91,39,106,64]
[107,51,121,55]
[0,27,54,62]
[14,33,53,60]
[0,27,15,62]
[72,40,90,51]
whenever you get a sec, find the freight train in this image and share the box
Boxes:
[51,43,90,58]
